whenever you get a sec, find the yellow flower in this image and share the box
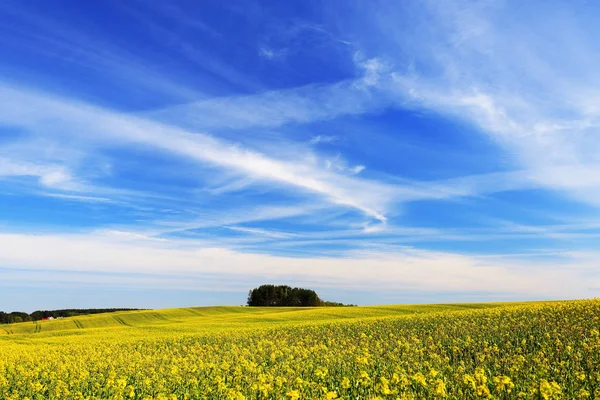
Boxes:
[315,367,328,379]
[412,372,427,387]
[433,379,447,398]
[476,384,491,398]
[539,380,561,400]
[359,371,372,387]
[464,374,476,390]
[341,377,351,389]
[493,375,514,393]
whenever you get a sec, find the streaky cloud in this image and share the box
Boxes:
[341,0,600,208]
[0,83,393,221]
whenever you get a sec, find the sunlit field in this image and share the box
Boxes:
[1,300,599,399]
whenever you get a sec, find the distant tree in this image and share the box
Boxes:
[10,312,31,323]
[0,312,7,324]
[295,288,321,307]
[322,301,356,307]
[30,311,44,321]
[247,285,323,307]
[0,308,144,324]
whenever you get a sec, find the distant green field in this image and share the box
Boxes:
[0,302,505,338]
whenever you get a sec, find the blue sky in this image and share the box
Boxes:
[2,0,600,311]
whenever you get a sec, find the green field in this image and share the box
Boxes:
[0,302,503,338]
[1,300,599,399]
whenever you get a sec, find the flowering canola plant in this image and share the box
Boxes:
[1,300,600,399]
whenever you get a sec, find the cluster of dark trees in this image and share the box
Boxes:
[0,312,31,324]
[321,301,355,307]
[247,285,355,307]
[0,308,140,324]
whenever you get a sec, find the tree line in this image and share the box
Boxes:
[0,309,141,324]
[247,285,355,307]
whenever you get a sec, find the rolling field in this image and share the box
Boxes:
[1,300,599,399]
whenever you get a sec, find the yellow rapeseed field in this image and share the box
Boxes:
[1,300,599,399]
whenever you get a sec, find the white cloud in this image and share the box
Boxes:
[350,165,365,175]
[205,176,256,195]
[0,157,74,189]
[259,47,275,59]
[1,3,205,101]
[353,52,389,88]
[96,229,168,242]
[362,223,386,234]
[258,46,286,60]
[323,154,367,177]
[0,81,581,223]
[0,83,392,221]
[224,226,298,239]
[0,231,594,297]
[117,203,328,238]
[37,193,113,203]
[354,0,600,208]
[148,76,389,132]
[309,135,339,145]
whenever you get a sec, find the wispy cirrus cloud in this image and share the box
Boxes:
[258,45,288,61]
[3,78,539,223]
[0,1,206,104]
[0,157,75,189]
[224,225,299,239]
[309,135,339,145]
[0,83,395,221]
[341,0,600,208]
[2,78,582,226]
[148,76,390,132]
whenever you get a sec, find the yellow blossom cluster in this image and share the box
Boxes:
[1,300,600,399]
